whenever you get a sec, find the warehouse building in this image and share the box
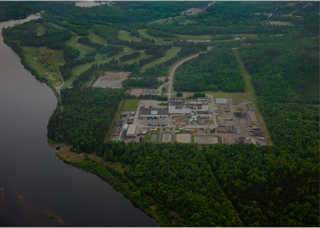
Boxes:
[169,98,209,114]
[216,98,228,104]
[139,108,169,118]
[126,124,137,136]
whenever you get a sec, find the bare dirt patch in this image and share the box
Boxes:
[33,57,37,60]
[195,136,218,144]
[40,46,46,49]
[75,43,80,47]
[175,133,192,143]
[93,71,130,89]
[268,21,292,26]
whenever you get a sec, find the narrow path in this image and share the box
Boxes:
[232,48,273,146]
[104,99,124,142]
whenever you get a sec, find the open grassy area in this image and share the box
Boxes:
[232,48,272,145]
[120,99,139,112]
[65,36,95,57]
[140,47,181,73]
[122,50,152,65]
[144,131,159,143]
[36,23,46,35]
[205,91,252,101]
[117,30,142,42]
[230,34,259,38]
[66,50,137,86]
[88,30,107,44]
[138,29,173,45]
[49,22,76,35]
[22,46,64,86]
[56,147,86,163]
[161,84,169,95]
[177,34,216,40]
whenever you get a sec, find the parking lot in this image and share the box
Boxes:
[130,88,160,96]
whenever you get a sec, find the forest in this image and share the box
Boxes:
[239,36,319,154]
[47,88,123,153]
[1,1,319,227]
[174,48,245,92]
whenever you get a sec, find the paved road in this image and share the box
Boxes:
[166,52,207,99]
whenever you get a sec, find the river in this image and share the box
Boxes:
[0,15,158,227]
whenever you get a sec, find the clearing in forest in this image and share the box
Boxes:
[93,72,130,88]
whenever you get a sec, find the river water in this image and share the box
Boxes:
[0,15,157,227]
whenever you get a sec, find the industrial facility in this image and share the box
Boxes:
[139,108,169,118]
[168,97,209,114]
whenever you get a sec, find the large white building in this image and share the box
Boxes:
[168,98,209,114]
[139,108,169,118]
[126,124,137,136]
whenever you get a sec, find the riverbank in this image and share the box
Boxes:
[56,147,169,227]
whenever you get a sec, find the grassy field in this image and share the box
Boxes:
[161,84,169,95]
[66,50,137,86]
[230,34,259,38]
[120,99,140,112]
[22,46,64,86]
[49,22,76,35]
[140,47,181,73]
[65,36,95,57]
[144,131,159,143]
[36,23,46,35]
[138,29,173,45]
[88,30,107,44]
[117,30,142,42]
[205,91,252,101]
[122,50,152,65]
[232,48,273,145]
[177,34,216,40]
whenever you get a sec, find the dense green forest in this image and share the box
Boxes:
[174,48,245,92]
[57,140,319,227]
[239,36,319,152]
[47,88,123,153]
[1,1,319,227]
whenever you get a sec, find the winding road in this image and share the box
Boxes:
[158,52,207,99]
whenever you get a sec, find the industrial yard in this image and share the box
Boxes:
[111,96,267,146]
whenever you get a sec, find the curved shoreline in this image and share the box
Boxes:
[1,14,159,227]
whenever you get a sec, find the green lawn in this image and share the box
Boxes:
[138,29,173,45]
[23,46,64,86]
[36,24,46,35]
[120,99,140,112]
[144,131,159,143]
[161,84,169,95]
[66,50,137,86]
[232,48,272,145]
[88,30,107,44]
[65,36,95,57]
[117,30,142,42]
[122,50,152,65]
[205,91,252,101]
[230,34,258,38]
[177,34,216,40]
[232,48,255,94]
[140,47,181,73]
[49,22,76,35]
